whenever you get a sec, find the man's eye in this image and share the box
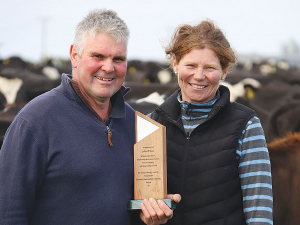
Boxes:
[114,57,125,62]
[94,55,104,59]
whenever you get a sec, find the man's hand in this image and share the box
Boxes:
[140,194,181,225]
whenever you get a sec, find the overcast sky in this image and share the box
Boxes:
[1,0,300,62]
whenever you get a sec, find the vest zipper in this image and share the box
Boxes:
[178,131,190,221]
[107,126,113,147]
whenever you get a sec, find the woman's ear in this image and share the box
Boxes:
[221,69,228,80]
[173,55,178,74]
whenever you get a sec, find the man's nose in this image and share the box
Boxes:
[101,59,114,73]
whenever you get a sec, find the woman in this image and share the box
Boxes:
[149,20,273,225]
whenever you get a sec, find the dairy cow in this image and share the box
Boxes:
[268,132,300,225]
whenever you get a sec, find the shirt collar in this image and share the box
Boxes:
[177,90,220,109]
[109,87,126,118]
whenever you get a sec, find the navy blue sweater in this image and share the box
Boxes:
[0,74,136,224]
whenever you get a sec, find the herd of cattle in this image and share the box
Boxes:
[1,55,300,224]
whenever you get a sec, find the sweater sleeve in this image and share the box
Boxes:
[236,116,273,225]
[0,117,47,225]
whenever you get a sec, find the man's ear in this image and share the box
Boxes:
[70,44,78,68]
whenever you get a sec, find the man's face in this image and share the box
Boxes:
[70,33,127,105]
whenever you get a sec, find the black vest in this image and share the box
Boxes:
[150,86,256,225]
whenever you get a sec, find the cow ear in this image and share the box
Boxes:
[70,44,78,68]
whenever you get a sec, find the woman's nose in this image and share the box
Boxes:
[194,68,206,80]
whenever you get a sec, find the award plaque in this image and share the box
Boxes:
[127,111,176,210]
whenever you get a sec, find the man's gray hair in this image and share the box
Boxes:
[74,9,129,56]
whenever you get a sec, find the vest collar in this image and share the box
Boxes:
[157,85,231,122]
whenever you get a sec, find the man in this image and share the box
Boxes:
[0,9,178,225]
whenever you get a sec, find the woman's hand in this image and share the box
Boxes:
[140,194,181,225]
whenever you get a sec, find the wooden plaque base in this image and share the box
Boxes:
[127,199,176,210]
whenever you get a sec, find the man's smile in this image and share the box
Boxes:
[95,75,114,82]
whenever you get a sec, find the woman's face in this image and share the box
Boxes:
[173,48,226,104]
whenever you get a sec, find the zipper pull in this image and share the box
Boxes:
[107,126,113,147]
[187,132,190,141]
